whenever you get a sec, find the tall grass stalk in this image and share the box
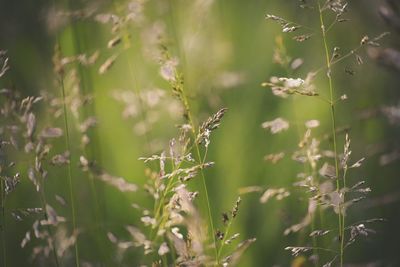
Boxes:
[1,179,6,267]
[122,20,169,262]
[49,1,80,265]
[59,74,80,267]
[317,1,343,265]
[118,9,156,155]
[166,0,218,262]
[148,71,218,263]
[110,2,166,253]
[65,8,112,263]
[38,176,60,267]
[183,90,219,263]
[70,28,103,222]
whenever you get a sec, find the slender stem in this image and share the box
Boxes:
[341,168,348,265]
[166,0,218,262]
[149,86,218,264]
[66,8,112,264]
[217,219,233,261]
[51,0,79,265]
[276,35,322,264]
[326,16,338,33]
[1,178,6,267]
[112,0,156,156]
[38,176,60,267]
[66,0,106,224]
[149,0,190,231]
[287,56,321,264]
[310,165,321,266]
[72,32,102,221]
[59,76,80,267]
[151,56,218,265]
[189,112,219,263]
[317,1,343,266]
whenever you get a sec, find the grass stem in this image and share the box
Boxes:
[166,0,218,262]
[1,179,6,267]
[317,1,343,266]
[59,75,80,267]
[38,176,60,267]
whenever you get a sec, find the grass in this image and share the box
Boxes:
[59,66,80,267]
[0,1,397,266]
[316,1,344,265]
[1,177,6,267]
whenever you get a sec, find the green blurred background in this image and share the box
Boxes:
[1,0,400,266]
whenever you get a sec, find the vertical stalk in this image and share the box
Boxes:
[38,176,60,267]
[341,168,348,265]
[59,75,80,267]
[167,0,218,262]
[186,101,219,263]
[148,91,218,263]
[289,60,320,266]
[51,2,79,265]
[74,39,102,222]
[66,3,110,263]
[66,0,103,224]
[1,179,6,267]
[312,164,324,266]
[317,1,343,266]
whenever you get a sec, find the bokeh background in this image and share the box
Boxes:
[1,0,400,266]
